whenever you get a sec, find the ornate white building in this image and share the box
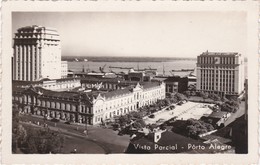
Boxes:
[13,82,165,125]
[196,51,245,96]
[12,25,62,81]
[92,82,165,124]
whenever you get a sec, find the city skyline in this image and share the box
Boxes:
[12,12,247,58]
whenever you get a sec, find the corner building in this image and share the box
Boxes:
[13,82,165,125]
[13,25,61,81]
[196,51,244,96]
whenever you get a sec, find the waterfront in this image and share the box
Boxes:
[68,60,197,77]
[67,58,248,77]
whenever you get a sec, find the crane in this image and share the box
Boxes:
[99,64,107,73]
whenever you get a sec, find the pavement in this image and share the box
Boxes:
[19,115,130,154]
[224,101,245,126]
[144,102,214,124]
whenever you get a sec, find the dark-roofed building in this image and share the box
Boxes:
[204,111,231,128]
[152,76,188,93]
[81,76,162,92]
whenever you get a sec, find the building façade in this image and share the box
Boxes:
[13,81,165,125]
[196,51,245,97]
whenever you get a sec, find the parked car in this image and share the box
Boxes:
[50,118,60,122]
[177,102,183,106]
[169,105,176,109]
[156,118,166,125]
[149,114,155,118]
[64,121,71,125]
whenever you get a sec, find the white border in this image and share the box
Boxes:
[1,1,259,165]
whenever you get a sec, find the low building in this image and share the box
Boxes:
[81,77,126,91]
[152,76,188,93]
[13,81,165,125]
[204,111,231,128]
[127,69,157,82]
[68,71,117,79]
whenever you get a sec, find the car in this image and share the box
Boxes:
[156,118,166,124]
[149,114,155,118]
[64,121,71,124]
[177,102,183,106]
[50,118,60,122]
[170,105,176,109]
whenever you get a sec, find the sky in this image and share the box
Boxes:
[12,12,247,58]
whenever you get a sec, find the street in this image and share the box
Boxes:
[19,114,130,154]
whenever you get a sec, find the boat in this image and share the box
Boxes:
[172,69,194,72]
[109,66,134,70]
[84,59,88,62]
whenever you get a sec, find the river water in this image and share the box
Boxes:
[68,59,247,77]
[68,60,197,76]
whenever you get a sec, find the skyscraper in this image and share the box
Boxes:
[12,25,61,81]
[196,51,244,96]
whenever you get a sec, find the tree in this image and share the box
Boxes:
[221,97,229,102]
[200,92,209,102]
[160,123,167,130]
[185,119,214,138]
[24,128,65,154]
[209,93,221,102]
[132,119,146,130]
[221,100,239,113]
[175,93,188,102]
[164,99,171,106]
[12,105,25,153]
[183,91,191,98]
[190,91,196,96]
[12,124,28,153]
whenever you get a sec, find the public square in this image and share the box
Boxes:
[144,101,214,125]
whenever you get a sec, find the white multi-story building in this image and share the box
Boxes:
[61,61,68,78]
[13,81,166,125]
[92,82,166,124]
[12,25,61,81]
[196,51,244,96]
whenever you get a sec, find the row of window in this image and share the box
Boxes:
[200,85,235,92]
[13,96,92,114]
[198,56,236,65]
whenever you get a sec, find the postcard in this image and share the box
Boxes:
[1,1,259,164]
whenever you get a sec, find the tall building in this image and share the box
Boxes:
[196,51,244,96]
[61,61,68,78]
[12,25,61,81]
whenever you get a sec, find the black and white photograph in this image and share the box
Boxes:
[1,1,259,165]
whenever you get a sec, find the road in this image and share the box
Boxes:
[224,101,246,126]
[19,115,130,154]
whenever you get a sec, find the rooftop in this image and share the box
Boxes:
[208,111,229,119]
[13,81,162,100]
[13,78,80,87]
[200,51,240,56]
[17,25,58,32]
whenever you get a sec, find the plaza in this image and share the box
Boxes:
[144,101,214,125]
